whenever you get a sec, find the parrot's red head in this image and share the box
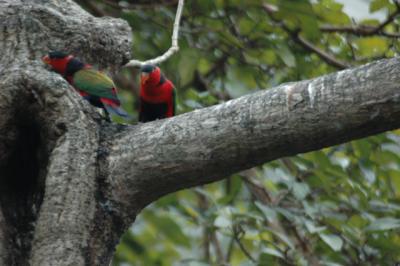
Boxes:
[140,64,162,87]
[42,51,74,75]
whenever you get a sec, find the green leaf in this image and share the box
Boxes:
[178,49,200,86]
[277,45,296,67]
[278,0,321,39]
[270,231,295,250]
[369,0,390,13]
[218,175,242,204]
[319,233,343,251]
[261,247,284,259]
[185,261,210,266]
[365,218,400,231]
[145,213,191,247]
[292,182,310,200]
[305,219,327,233]
[214,215,231,228]
[255,201,277,222]
[355,37,389,57]
[314,0,350,25]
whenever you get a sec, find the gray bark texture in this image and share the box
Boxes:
[1,0,400,265]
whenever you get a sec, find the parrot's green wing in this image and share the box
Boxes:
[73,69,119,101]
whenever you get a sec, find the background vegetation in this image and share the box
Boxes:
[76,0,400,265]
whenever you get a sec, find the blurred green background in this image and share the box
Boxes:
[76,0,400,265]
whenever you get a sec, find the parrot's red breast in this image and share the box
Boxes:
[139,65,176,122]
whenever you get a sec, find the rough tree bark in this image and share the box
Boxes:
[1,0,400,265]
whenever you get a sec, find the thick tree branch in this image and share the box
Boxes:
[108,58,400,214]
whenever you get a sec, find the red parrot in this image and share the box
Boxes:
[139,64,176,122]
[42,51,128,119]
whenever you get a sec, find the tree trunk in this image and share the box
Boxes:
[1,0,400,265]
[0,1,131,265]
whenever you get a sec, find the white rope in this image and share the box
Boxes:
[124,0,185,67]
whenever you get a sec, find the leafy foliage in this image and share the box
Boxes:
[76,0,400,264]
